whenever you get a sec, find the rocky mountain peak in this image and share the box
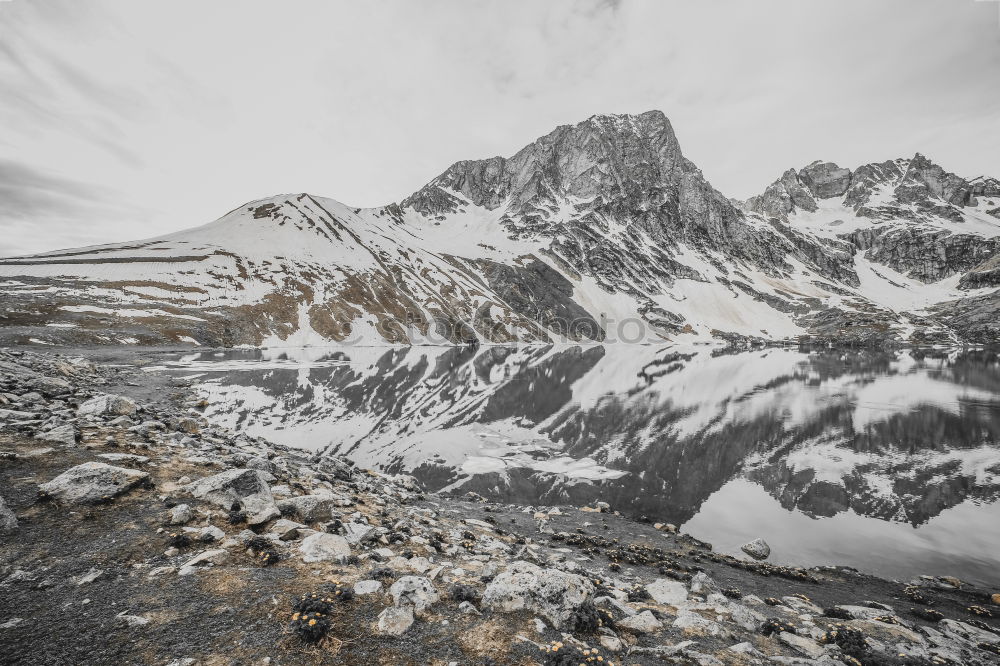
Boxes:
[401,110,690,219]
[750,152,991,222]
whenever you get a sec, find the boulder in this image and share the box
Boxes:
[343,521,376,545]
[39,462,149,504]
[28,376,72,396]
[78,394,138,417]
[375,606,414,636]
[168,504,193,525]
[270,518,304,541]
[740,538,770,560]
[618,610,662,633]
[481,561,594,629]
[36,423,77,447]
[185,469,278,525]
[673,610,727,637]
[645,578,687,605]
[389,576,439,613]
[178,549,230,576]
[0,495,17,534]
[276,493,339,522]
[354,580,383,596]
[299,533,351,563]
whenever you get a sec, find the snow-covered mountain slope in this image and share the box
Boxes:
[2,110,999,346]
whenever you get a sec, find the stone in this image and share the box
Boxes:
[740,538,771,560]
[195,525,224,542]
[185,469,278,525]
[354,580,383,596]
[599,635,623,652]
[0,495,17,534]
[75,568,103,585]
[343,521,376,545]
[276,493,339,522]
[270,519,303,541]
[175,418,200,434]
[673,610,726,637]
[458,601,480,615]
[618,610,662,633]
[29,376,72,396]
[481,561,594,629]
[389,576,439,613]
[39,462,149,504]
[375,606,414,636]
[178,549,229,576]
[645,578,687,605]
[37,424,77,446]
[168,504,193,525]
[116,612,150,627]
[778,631,826,658]
[299,533,351,563]
[689,571,719,595]
[728,602,765,631]
[991,593,1000,605]
[78,394,138,417]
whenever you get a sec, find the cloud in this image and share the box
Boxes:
[0,0,997,255]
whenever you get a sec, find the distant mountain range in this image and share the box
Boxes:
[2,110,999,346]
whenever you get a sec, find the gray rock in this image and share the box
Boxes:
[39,462,149,504]
[343,521,376,545]
[37,423,77,447]
[0,495,17,534]
[481,561,594,629]
[353,580,383,596]
[618,610,662,633]
[778,631,826,658]
[178,549,229,576]
[741,537,770,560]
[28,376,72,396]
[389,576,439,613]
[186,469,278,525]
[168,504,193,525]
[689,571,720,595]
[270,518,304,540]
[645,578,687,605]
[673,610,727,637]
[276,493,339,522]
[375,606,413,636]
[299,533,351,563]
[77,394,138,417]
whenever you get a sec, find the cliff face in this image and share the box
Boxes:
[1,110,999,347]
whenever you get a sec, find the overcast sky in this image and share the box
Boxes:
[2,0,999,257]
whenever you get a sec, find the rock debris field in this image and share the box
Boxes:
[1,346,999,665]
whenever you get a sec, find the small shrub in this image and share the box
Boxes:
[166,532,192,549]
[911,607,943,622]
[822,606,853,620]
[449,583,480,603]
[538,641,611,665]
[761,617,796,636]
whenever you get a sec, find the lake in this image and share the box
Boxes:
[156,344,1000,586]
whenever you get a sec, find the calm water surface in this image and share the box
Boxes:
[157,345,1000,586]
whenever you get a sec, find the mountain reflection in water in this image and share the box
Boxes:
[160,345,1000,585]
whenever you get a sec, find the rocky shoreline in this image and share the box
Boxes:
[1,347,999,665]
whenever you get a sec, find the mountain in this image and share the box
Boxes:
[2,110,999,346]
